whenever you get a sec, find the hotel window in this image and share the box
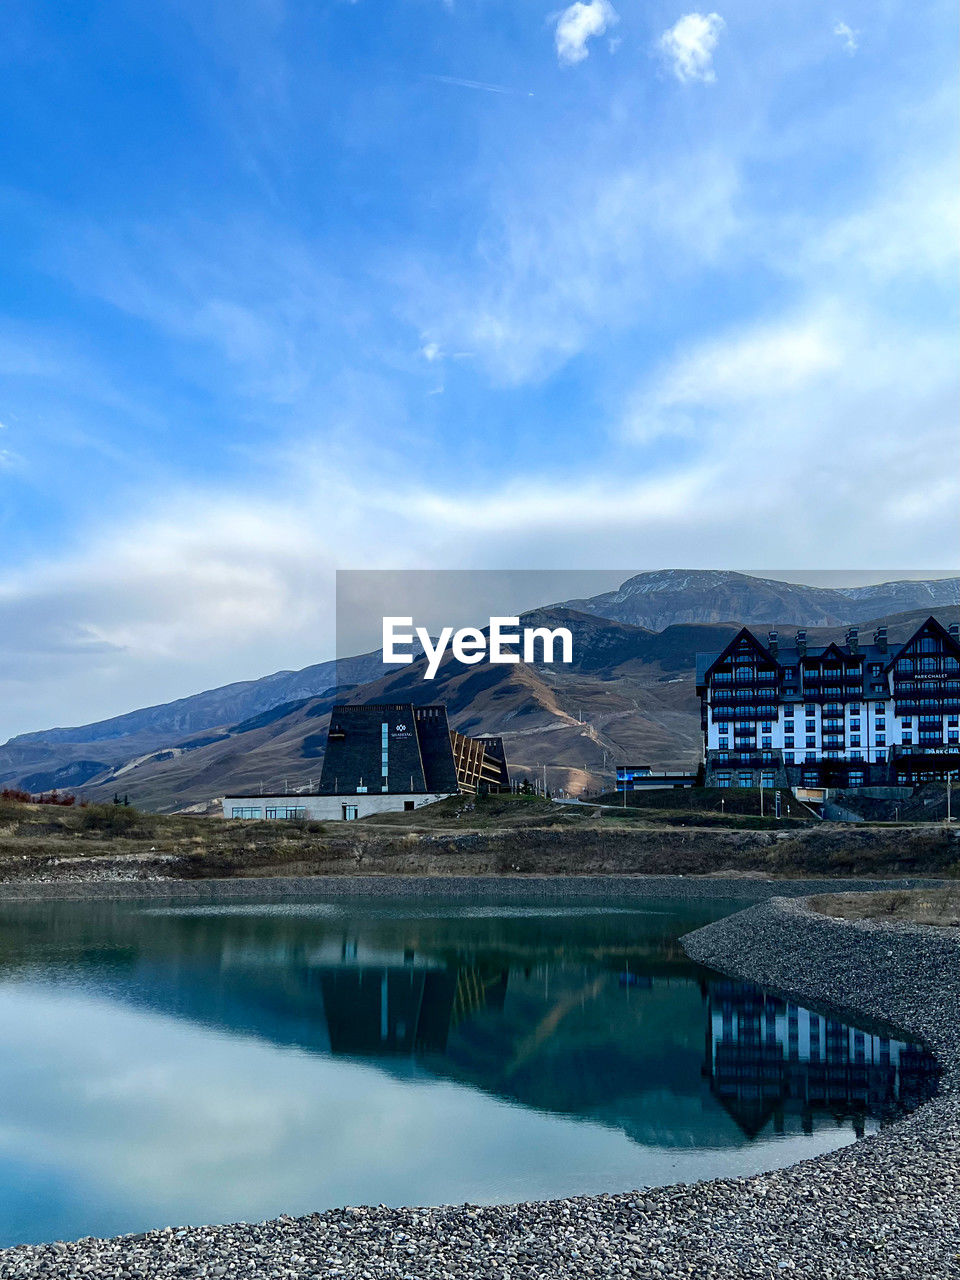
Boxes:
[761,751,774,763]
[805,752,817,762]
[716,774,731,788]
[875,717,885,729]
[850,720,860,731]
[876,735,885,746]
[848,771,865,787]
[850,750,862,761]
[806,736,816,748]
[876,750,886,762]
[231,807,263,819]
[762,737,771,748]
[784,752,794,763]
[785,737,795,748]
[949,733,959,744]
[717,751,729,761]
[738,772,752,787]
[805,720,816,732]
[761,771,775,787]
[265,807,306,820]
[850,735,860,746]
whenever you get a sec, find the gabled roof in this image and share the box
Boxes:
[698,627,778,687]
[803,641,850,663]
[886,615,960,671]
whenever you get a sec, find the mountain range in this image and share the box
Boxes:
[562,570,960,630]
[2,571,957,811]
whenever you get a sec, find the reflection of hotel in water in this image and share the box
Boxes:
[705,980,937,1137]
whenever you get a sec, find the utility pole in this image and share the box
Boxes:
[948,771,955,824]
[760,783,764,818]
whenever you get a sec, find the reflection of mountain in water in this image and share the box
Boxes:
[0,899,939,1149]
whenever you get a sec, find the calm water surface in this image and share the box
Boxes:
[0,892,937,1246]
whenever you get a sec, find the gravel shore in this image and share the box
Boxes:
[0,870,946,902]
[1,892,958,1278]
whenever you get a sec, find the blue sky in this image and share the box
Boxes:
[0,0,957,737]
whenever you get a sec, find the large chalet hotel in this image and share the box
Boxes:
[697,616,960,790]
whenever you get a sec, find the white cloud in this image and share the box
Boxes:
[658,12,725,83]
[554,0,618,66]
[834,21,858,54]
[617,300,959,551]
[628,310,845,441]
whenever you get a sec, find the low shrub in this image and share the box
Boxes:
[78,804,140,834]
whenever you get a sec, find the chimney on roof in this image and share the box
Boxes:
[874,626,888,653]
[768,629,779,657]
[845,626,859,654]
[796,629,807,657]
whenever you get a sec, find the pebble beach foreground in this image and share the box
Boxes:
[2,896,959,1279]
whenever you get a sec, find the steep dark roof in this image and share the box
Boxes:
[319,702,461,795]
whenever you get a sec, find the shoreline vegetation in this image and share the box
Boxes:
[810,886,960,927]
[2,791,959,885]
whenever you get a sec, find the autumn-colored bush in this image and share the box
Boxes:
[0,788,83,807]
[0,788,32,804]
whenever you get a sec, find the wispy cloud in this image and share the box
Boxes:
[834,21,858,54]
[427,74,531,97]
[402,151,742,383]
[554,0,618,66]
[658,12,725,83]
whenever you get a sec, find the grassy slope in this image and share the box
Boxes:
[810,887,960,926]
[2,793,959,883]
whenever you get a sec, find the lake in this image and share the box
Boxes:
[0,890,937,1246]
